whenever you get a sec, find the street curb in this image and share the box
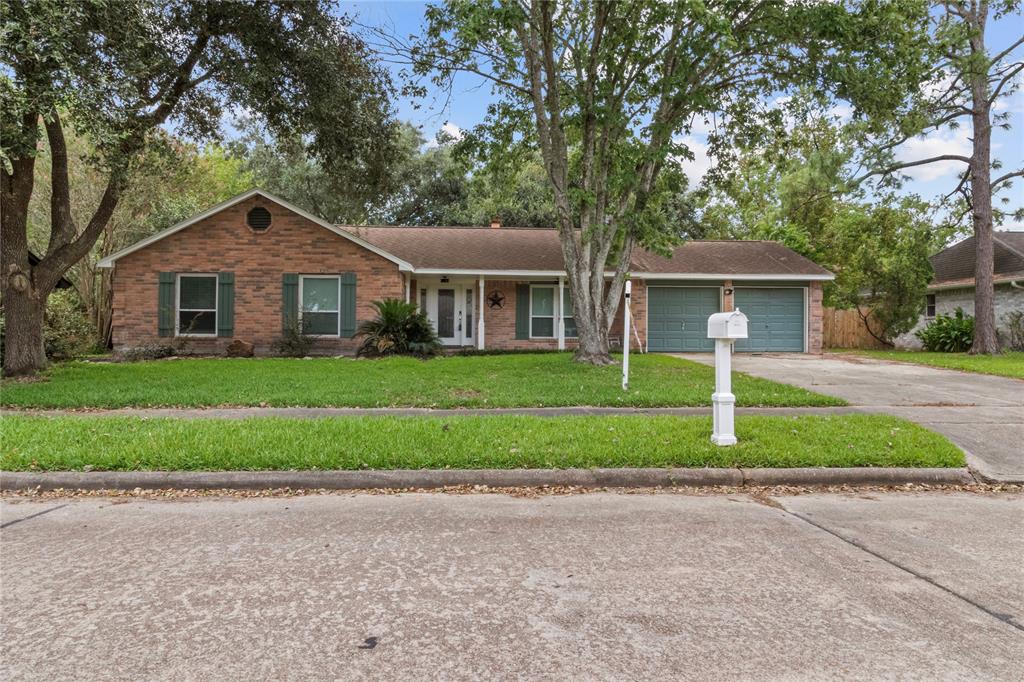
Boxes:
[0,467,975,492]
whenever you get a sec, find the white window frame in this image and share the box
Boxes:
[176,273,218,337]
[530,284,557,339]
[561,287,578,339]
[299,275,341,337]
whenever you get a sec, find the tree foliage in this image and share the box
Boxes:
[698,117,948,343]
[379,0,933,363]
[1,0,398,375]
[846,0,1023,353]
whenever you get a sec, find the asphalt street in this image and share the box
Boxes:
[1,490,1021,681]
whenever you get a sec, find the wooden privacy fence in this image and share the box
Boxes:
[822,307,888,350]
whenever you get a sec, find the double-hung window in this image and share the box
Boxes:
[177,274,217,336]
[531,284,577,339]
[530,285,556,337]
[301,275,341,336]
[925,294,936,318]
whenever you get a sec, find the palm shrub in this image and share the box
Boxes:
[915,307,974,352]
[357,299,442,358]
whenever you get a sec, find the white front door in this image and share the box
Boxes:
[426,283,474,346]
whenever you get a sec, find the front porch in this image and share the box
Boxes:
[407,275,582,351]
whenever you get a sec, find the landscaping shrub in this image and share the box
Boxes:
[1003,310,1024,351]
[915,307,974,352]
[272,319,316,357]
[43,289,98,360]
[357,299,441,358]
[117,342,176,362]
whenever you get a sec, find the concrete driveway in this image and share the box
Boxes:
[677,353,1024,483]
[2,491,1022,681]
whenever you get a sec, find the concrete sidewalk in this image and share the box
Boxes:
[2,491,1021,680]
[677,353,1024,483]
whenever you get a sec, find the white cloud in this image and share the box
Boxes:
[426,121,464,149]
[674,135,713,185]
[894,127,972,182]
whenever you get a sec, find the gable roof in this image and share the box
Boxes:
[98,188,832,280]
[345,225,833,279]
[96,189,414,271]
[929,231,1024,289]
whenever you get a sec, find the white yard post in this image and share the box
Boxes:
[707,309,747,446]
[622,280,631,391]
[711,338,736,445]
[557,276,566,351]
[477,277,486,350]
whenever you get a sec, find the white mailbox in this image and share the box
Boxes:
[707,309,748,446]
[707,309,748,340]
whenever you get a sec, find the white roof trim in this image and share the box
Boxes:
[381,268,835,280]
[96,189,414,271]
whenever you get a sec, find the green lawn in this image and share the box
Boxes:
[842,350,1024,379]
[0,353,843,409]
[0,414,962,471]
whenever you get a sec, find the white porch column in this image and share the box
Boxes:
[477,277,486,350]
[404,275,411,303]
[557,276,566,350]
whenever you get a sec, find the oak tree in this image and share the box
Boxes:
[385,0,932,363]
[1,0,397,375]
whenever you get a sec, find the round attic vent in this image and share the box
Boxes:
[247,206,272,231]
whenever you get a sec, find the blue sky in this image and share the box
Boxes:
[342,1,1023,231]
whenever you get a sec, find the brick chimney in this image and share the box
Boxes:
[490,215,501,229]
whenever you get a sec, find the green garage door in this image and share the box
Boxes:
[734,288,805,352]
[647,287,720,352]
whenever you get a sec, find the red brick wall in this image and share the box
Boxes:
[479,280,568,350]
[610,279,647,350]
[808,280,824,354]
[111,196,404,354]
[474,278,645,352]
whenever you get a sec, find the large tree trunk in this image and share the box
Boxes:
[1,134,48,376]
[2,287,48,376]
[967,6,1000,355]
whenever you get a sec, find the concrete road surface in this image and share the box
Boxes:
[676,353,1024,483]
[2,491,1022,681]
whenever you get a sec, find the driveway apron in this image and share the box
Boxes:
[675,353,1024,483]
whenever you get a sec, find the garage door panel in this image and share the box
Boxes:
[647,287,720,352]
[734,288,805,352]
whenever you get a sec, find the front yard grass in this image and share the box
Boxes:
[0,353,844,409]
[841,350,1024,379]
[0,414,963,471]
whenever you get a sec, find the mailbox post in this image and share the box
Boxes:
[706,309,749,446]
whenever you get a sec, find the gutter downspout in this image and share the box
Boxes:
[1011,280,1023,290]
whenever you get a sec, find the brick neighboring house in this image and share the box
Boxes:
[99,189,833,355]
[895,232,1024,350]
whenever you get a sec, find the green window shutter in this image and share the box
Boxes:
[282,273,299,333]
[515,284,530,340]
[217,272,235,338]
[158,272,176,337]
[340,272,357,337]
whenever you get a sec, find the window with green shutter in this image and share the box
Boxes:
[157,272,176,337]
[300,275,341,335]
[177,274,217,336]
[217,272,235,338]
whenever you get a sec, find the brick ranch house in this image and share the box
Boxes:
[99,189,833,355]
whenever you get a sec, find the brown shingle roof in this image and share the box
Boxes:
[341,225,832,277]
[930,231,1024,288]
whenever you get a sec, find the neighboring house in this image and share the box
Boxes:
[895,232,1024,350]
[98,189,833,355]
